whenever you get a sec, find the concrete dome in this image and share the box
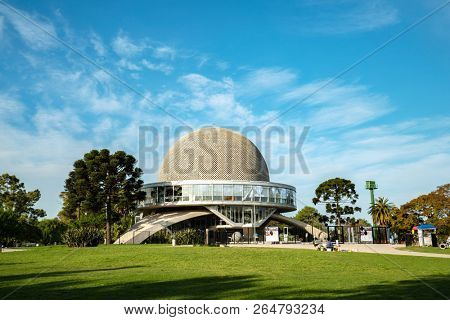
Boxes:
[158,127,270,182]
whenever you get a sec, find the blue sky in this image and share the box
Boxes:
[0,0,449,220]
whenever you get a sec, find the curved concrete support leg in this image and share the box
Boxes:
[270,213,327,240]
[114,210,211,244]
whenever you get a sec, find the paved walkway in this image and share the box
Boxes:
[0,248,27,253]
[1,244,448,258]
[228,243,450,259]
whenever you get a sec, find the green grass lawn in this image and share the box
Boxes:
[398,246,450,255]
[1,245,449,300]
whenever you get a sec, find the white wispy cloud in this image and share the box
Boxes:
[112,32,146,56]
[297,0,399,34]
[270,119,450,217]
[33,106,86,134]
[0,15,4,39]
[178,73,222,94]
[216,61,229,70]
[79,84,133,113]
[117,58,141,71]
[90,32,106,56]
[196,54,209,68]
[0,92,25,118]
[176,73,255,124]
[92,69,111,83]
[141,59,173,75]
[153,45,176,59]
[166,69,391,131]
[0,93,92,215]
[0,120,93,215]
[281,80,392,130]
[92,117,115,141]
[41,68,133,114]
[21,52,41,67]
[0,3,446,221]
[238,67,297,97]
[0,3,58,50]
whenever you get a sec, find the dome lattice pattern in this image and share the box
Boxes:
[158,127,270,182]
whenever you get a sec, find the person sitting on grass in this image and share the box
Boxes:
[326,240,334,250]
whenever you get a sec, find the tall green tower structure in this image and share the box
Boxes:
[365,180,378,225]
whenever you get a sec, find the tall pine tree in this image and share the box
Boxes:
[61,149,145,244]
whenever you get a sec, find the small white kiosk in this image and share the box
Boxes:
[415,224,437,247]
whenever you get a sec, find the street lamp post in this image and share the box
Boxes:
[253,204,257,243]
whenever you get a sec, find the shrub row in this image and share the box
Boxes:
[174,228,204,245]
[63,225,103,247]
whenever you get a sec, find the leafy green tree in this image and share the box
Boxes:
[312,177,361,226]
[295,206,327,228]
[62,149,145,244]
[342,217,371,227]
[38,218,67,245]
[355,218,372,227]
[397,184,449,240]
[0,173,46,220]
[0,174,46,245]
[344,217,357,225]
[0,206,19,245]
[112,214,134,242]
[389,206,420,238]
[369,197,394,226]
[0,206,42,246]
[58,192,76,223]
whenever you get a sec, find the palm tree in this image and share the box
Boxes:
[369,197,394,226]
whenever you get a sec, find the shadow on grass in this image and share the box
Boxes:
[0,262,30,266]
[1,273,449,300]
[298,275,450,300]
[0,275,262,300]
[0,266,144,282]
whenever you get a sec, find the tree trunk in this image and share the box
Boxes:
[105,199,112,244]
[336,199,341,226]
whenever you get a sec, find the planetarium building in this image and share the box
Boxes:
[116,127,325,244]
